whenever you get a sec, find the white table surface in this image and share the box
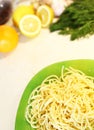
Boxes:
[0,29,94,130]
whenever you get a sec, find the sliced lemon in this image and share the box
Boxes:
[13,5,34,26]
[19,14,41,38]
[37,5,54,28]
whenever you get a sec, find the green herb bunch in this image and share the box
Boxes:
[50,0,94,40]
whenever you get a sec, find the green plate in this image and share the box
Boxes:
[15,59,94,130]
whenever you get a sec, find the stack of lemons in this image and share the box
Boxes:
[12,4,54,38]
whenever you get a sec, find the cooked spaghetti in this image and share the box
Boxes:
[25,67,94,130]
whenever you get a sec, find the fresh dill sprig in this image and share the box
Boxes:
[71,21,94,40]
[50,0,94,40]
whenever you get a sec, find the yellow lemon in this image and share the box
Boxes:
[37,5,54,28]
[19,14,41,38]
[12,5,34,26]
[0,25,18,53]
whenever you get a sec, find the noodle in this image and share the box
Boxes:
[25,67,94,130]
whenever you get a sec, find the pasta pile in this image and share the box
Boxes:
[25,67,94,130]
